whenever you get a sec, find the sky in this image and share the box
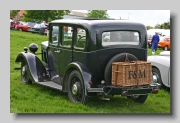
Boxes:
[72,10,170,27]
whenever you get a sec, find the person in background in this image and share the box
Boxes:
[40,21,46,35]
[151,32,160,55]
[64,26,68,38]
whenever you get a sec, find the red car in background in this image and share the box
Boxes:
[10,21,20,30]
[15,22,29,31]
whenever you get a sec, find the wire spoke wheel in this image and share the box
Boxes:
[21,62,32,84]
[68,70,89,104]
[71,77,83,102]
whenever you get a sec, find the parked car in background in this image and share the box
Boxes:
[148,36,170,50]
[10,21,16,30]
[147,51,170,89]
[10,21,20,30]
[27,22,36,32]
[14,18,160,105]
[31,23,47,35]
[30,23,41,33]
[158,36,170,51]
[16,22,29,31]
[14,21,24,30]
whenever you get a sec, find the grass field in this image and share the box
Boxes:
[10,30,170,113]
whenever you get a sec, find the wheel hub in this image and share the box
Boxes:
[22,66,26,76]
[152,72,159,84]
[72,83,78,95]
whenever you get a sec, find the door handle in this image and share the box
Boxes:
[54,50,60,53]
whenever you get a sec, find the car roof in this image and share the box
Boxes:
[50,19,145,27]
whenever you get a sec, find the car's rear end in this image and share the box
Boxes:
[80,20,160,103]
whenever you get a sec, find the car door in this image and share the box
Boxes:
[58,24,74,77]
[48,24,62,81]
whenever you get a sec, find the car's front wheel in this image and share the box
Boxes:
[21,61,32,84]
[68,70,89,105]
[152,67,163,89]
[127,95,148,103]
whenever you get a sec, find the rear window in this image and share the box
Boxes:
[102,31,140,46]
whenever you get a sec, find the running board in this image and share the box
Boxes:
[36,81,62,90]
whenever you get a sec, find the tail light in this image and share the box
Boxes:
[153,89,158,94]
[89,81,93,85]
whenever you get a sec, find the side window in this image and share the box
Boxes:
[61,26,73,47]
[50,26,59,46]
[75,27,86,49]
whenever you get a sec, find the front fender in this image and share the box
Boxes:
[15,52,48,82]
[64,62,92,95]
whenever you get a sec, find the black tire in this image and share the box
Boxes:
[67,70,89,105]
[152,67,163,89]
[127,95,148,103]
[21,61,32,84]
[104,53,138,85]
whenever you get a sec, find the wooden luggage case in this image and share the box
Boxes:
[111,61,152,87]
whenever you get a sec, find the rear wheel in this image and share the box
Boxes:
[127,95,148,103]
[67,70,89,105]
[164,46,168,51]
[21,61,32,84]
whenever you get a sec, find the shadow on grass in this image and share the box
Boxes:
[28,82,143,110]
[29,82,68,100]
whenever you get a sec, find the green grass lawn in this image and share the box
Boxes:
[10,30,170,113]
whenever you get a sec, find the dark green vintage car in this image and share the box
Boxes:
[14,18,160,105]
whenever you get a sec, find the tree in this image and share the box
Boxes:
[154,21,170,29]
[162,22,170,29]
[154,24,161,29]
[22,10,70,22]
[10,10,20,18]
[146,26,153,30]
[87,10,109,18]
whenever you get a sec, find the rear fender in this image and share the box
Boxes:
[63,62,92,95]
[15,52,49,82]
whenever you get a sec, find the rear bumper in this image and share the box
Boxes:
[87,83,160,96]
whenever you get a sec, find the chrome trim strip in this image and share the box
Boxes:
[87,88,104,92]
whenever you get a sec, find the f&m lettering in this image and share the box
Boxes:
[128,70,146,79]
